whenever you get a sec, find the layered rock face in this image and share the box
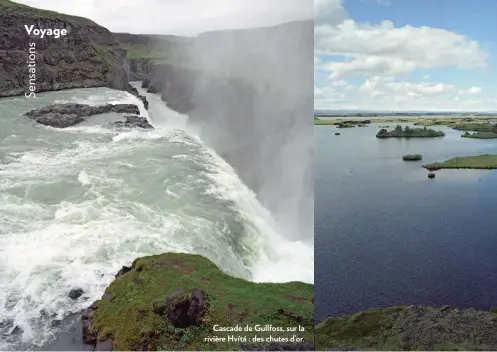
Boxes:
[135,20,314,240]
[0,0,128,97]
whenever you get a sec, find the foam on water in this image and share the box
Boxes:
[0,87,312,349]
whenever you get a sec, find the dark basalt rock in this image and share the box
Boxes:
[164,289,207,328]
[102,293,114,302]
[188,289,206,325]
[147,83,159,93]
[95,339,113,351]
[69,288,84,300]
[82,307,97,345]
[0,6,128,98]
[35,113,84,128]
[115,265,132,278]
[166,290,191,328]
[25,103,141,128]
[141,78,150,89]
[111,115,153,129]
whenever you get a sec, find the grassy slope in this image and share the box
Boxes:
[315,306,497,351]
[423,154,497,170]
[90,253,314,351]
[0,0,95,24]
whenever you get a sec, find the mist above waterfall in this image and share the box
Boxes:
[169,19,314,243]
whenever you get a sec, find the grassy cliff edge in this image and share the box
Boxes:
[84,253,314,351]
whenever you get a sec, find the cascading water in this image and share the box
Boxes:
[0,82,312,350]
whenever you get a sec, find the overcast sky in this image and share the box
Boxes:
[15,0,312,36]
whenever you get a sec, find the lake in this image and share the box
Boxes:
[315,122,497,322]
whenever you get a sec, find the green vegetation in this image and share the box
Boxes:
[402,154,422,161]
[314,117,497,126]
[0,0,95,24]
[90,253,313,351]
[119,43,170,59]
[315,305,497,350]
[423,154,497,170]
[428,172,436,179]
[336,124,356,128]
[461,131,497,139]
[451,122,497,132]
[377,125,444,138]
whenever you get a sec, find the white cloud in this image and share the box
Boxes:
[316,19,488,78]
[422,75,430,80]
[314,0,348,26]
[15,0,312,35]
[467,86,482,94]
[315,77,493,111]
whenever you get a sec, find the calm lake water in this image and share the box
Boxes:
[315,123,497,322]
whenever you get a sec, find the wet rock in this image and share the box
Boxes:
[147,83,159,93]
[141,78,150,89]
[115,265,132,278]
[102,293,114,302]
[111,116,153,129]
[51,319,61,327]
[35,113,84,128]
[69,288,84,300]
[139,95,149,110]
[82,307,97,345]
[25,103,140,128]
[95,338,113,351]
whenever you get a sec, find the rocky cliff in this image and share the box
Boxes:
[0,0,128,97]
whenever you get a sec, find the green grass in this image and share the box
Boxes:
[461,131,497,139]
[90,253,313,351]
[402,154,422,161]
[452,122,497,132]
[0,0,95,24]
[315,306,407,350]
[423,154,497,170]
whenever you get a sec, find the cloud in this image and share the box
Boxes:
[315,77,493,111]
[316,20,488,78]
[467,86,482,94]
[15,0,312,35]
[314,0,348,26]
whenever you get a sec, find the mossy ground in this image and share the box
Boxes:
[0,0,97,24]
[315,306,407,350]
[315,306,497,351]
[423,154,497,170]
[90,253,313,351]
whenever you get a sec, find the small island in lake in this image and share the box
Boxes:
[376,125,444,138]
[402,154,422,161]
[423,154,497,170]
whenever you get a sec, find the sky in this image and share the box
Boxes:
[14,0,312,36]
[315,0,497,112]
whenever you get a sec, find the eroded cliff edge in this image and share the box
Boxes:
[0,0,128,97]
